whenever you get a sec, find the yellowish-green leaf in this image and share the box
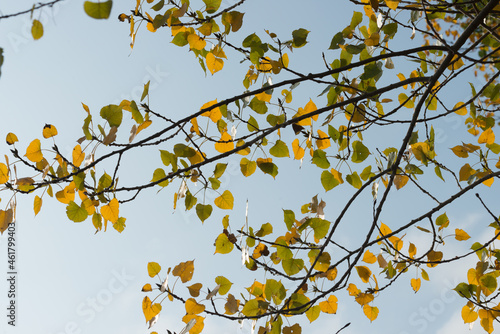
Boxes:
[196,204,212,222]
[215,276,232,295]
[147,262,161,277]
[214,190,234,210]
[84,0,113,19]
[31,19,43,40]
[215,233,234,254]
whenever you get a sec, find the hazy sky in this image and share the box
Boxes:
[0,1,495,334]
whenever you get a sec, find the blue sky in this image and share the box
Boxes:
[0,1,497,334]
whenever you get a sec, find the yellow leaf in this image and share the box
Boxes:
[187,33,206,50]
[0,163,9,184]
[409,243,417,258]
[181,315,204,334]
[200,100,222,122]
[386,0,400,10]
[55,182,76,204]
[72,145,86,167]
[206,52,224,75]
[42,124,58,138]
[394,174,409,190]
[447,55,464,70]
[142,296,161,322]
[292,139,305,160]
[462,305,478,323]
[147,262,161,277]
[214,190,234,210]
[316,130,331,150]
[347,283,360,296]
[6,133,18,145]
[137,120,152,134]
[255,91,272,102]
[355,292,374,306]
[293,99,318,126]
[191,117,201,135]
[188,151,205,165]
[362,250,377,264]
[101,198,119,223]
[411,278,421,292]
[25,139,43,162]
[455,228,471,241]
[355,266,372,283]
[454,102,468,116]
[319,295,338,314]
[187,283,203,297]
[215,132,234,153]
[451,145,469,158]
[31,19,44,40]
[363,304,379,322]
[34,195,42,216]
[478,309,494,333]
[478,128,495,145]
[459,163,475,181]
[186,298,206,314]
[142,283,153,292]
[397,73,407,89]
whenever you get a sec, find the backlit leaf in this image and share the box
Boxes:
[186,298,205,314]
[101,198,119,223]
[319,295,338,314]
[84,1,112,19]
[455,228,471,241]
[214,190,234,210]
[215,132,234,153]
[66,201,88,222]
[363,304,379,321]
[355,266,371,283]
[0,163,9,184]
[411,278,421,292]
[6,133,18,145]
[196,204,212,222]
[25,139,43,162]
[282,258,304,276]
[269,140,290,158]
[147,262,161,277]
[215,276,232,295]
[215,233,234,254]
[100,104,123,127]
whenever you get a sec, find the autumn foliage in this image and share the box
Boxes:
[2,0,500,333]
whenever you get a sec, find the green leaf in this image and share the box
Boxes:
[213,163,227,178]
[329,32,345,50]
[241,299,269,317]
[256,223,273,237]
[203,0,222,13]
[360,61,383,81]
[141,81,150,101]
[292,28,309,48]
[151,168,169,187]
[306,305,321,323]
[66,201,88,223]
[264,279,286,305]
[350,11,363,29]
[310,218,330,240]
[215,233,234,254]
[351,141,370,163]
[435,212,449,229]
[100,104,123,127]
[269,140,290,158]
[258,162,278,178]
[283,209,295,230]
[196,204,213,222]
[249,97,268,114]
[312,150,330,169]
[215,276,232,295]
[31,19,44,40]
[454,282,472,299]
[247,115,259,131]
[282,258,304,276]
[480,273,497,293]
[240,158,257,177]
[346,172,362,189]
[185,191,197,210]
[113,217,126,233]
[84,1,113,19]
[160,150,178,171]
[129,100,144,124]
[276,240,293,260]
[209,177,221,190]
[151,0,164,11]
[321,170,339,192]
